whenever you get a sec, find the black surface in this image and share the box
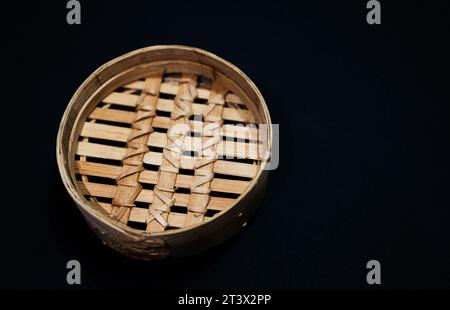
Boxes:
[1,0,449,289]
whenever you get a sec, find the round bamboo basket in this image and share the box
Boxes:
[57,45,272,260]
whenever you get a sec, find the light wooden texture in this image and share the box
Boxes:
[80,122,260,146]
[75,161,251,193]
[102,91,252,123]
[124,80,244,105]
[77,132,261,160]
[89,108,259,141]
[74,72,261,232]
[96,201,213,228]
[185,81,227,226]
[110,74,162,223]
[146,74,197,233]
[78,182,233,210]
[57,46,271,260]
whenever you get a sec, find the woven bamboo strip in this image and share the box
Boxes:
[110,73,163,223]
[103,92,251,123]
[128,207,212,228]
[75,154,257,178]
[143,152,257,178]
[81,122,259,144]
[185,81,227,226]
[78,181,232,211]
[75,161,249,194]
[95,202,212,228]
[77,134,261,160]
[124,80,243,105]
[145,73,197,232]
[89,108,259,141]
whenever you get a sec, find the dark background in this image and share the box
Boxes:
[1,0,449,289]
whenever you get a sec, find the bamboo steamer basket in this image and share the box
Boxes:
[57,45,272,260]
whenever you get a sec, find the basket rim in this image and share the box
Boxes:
[56,44,272,238]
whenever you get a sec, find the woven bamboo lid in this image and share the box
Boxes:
[57,46,272,259]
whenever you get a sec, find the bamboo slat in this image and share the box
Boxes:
[96,202,212,228]
[75,157,256,179]
[78,181,233,211]
[77,139,261,161]
[103,92,252,123]
[124,80,244,105]
[89,108,259,140]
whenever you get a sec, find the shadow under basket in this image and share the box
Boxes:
[56,45,272,260]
